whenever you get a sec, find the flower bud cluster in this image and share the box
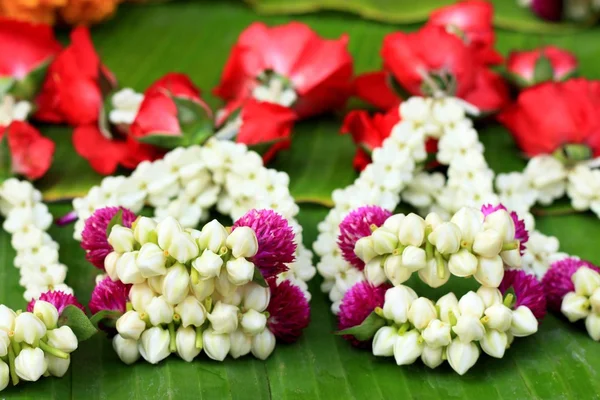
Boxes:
[371,285,538,375]
[357,207,522,289]
[0,179,72,301]
[72,139,315,300]
[561,267,600,341]
[0,302,79,392]
[111,216,278,364]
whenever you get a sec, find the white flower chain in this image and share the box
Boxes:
[72,138,316,298]
[0,179,73,301]
[371,285,537,375]
[314,96,498,313]
[494,156,600,278]
[561,267,600,341]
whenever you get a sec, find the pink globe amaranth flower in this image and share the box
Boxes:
[531,0,563,22]
[266,278,310,343]
[338,281,390,347]
[500,269,547,320]
[81,206,137,270]
[541,257,600,312]
[232,209,296,279]
[27,291,84,314]
[88,277,131,315]
[481,203,529,255]
[338,205,392,270]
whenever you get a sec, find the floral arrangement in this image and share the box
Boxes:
[85,208,310,363]
[1,0,600,393]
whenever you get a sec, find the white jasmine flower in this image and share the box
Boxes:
[408,297,438,330]
[117,311,147,341]
[15,347,47,381]
[175,296,207,328]
[372,326,398,357]
[109,88,144,125]
[393,330,423,365]
[382,286,417,324]
[113,334,140,365]
[510,306,538,337]
[229,329,252,359]
[572,267,600,297]
[561,292,590,322]
[139,326,171,364]
[176,326,201,362]
[480,330,508,358]
[251,329,276,360]
[446,339,479,375]
[208,302,239,334]
[14,312,46,345]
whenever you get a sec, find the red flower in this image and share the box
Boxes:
[353,71,400,111]
[237,100,297,162]
[506,46,578,87]
[130,72,211,138]
[1,121,54,180]
[341,108,400,171]
[73,124,162,175]
[0,17,61,80]
[35,27,115,126]
[427,0,502,65]
[498,78,600,158]
[357,25,508,114]
[380,25,508,113]
[214,22,353,119]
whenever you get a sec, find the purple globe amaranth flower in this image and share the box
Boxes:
[541,257,600,312]
[233,209,296,279]
[531,0,563,22]
[27,291,84,314]
[500,269,547,320]
[481,203,529,255]
[81,206,137,270]
[89,276,131,315]
[338,281,390,347]
[266,278,310,343]
[338,205,392,270]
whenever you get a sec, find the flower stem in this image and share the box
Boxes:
[39,340,69,360]
[374,307,384,318]
[168,323,177,353]
[425,226,433,260]
[195,327,203,350]
[503,293,515,308]
[397,322,410,335]
[7,346,18,386]
[126,302,133,312]
[435,250,446,279]
[502,241,519,251]
[10,339,20,356]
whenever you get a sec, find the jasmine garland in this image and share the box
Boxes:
[72,138,315,299]
[87,208,310,364]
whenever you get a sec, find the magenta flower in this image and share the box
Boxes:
[27,291,84,314]
[531,0,562,22]
[338,205,392,270]
[338,281,390,347]
[233,209,296,279]
[481,203,529,255]
[499,269,547,320]
[81,206,137,270]
[542,257,600,312]
[89,277,131,315]
[266,278,310,343]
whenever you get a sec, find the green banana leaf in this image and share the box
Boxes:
[245,0,584,33]
[2,1,600,398]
